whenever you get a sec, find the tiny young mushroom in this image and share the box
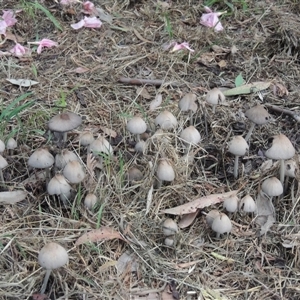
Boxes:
[84,193,97,210]
[78,131,94,147]
[156,159,175,187]
[48,112,82,143]
[89,136,113,168]
[126,116,147,141]
[28,148,54,181]
[127,167,143,184]
[180,126,201,154]
[6,137,17,155]
[265,133,295,184]
[245,104,270,142]
[47,174,72,202]
[155,111,177,130]
[205,209,220,228]
[261,176,283,201]
[0,155,8,185]
[211,212,232,238]
[205,87,225,113]
[223,195,239,217]
[63,160,85,184]
[239,195,256,214]
[284,159,297,191]
[178,93,198,124]
[162,218,178,246]
[38,242,69,294]
[55,149,79,169]
[227,136,249,179]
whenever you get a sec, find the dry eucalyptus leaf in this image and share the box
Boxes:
[116,251,138,276]
[162,190,238,215]
[149,94,162,111]
[178,211,198,228]
[75,226,126,245]
[6,78,39,87]
[100,126,117,138]
[0,190,27,205]
[136,87,152,99]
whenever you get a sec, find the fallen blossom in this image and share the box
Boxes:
[0,20,7,35]
[171,42,194,52]
[60,0,77,5]
[10,43,31,57]
[28,38,58,54]
[200,6,226,32]
[71,16,102,30]
[2,10,17,27]
[82,1,97,15]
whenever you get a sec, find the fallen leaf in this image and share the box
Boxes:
[161,190,238,215]
[0,190,27,205]
[178,211,198,228]
[271,82,289,97]
[149,94,162,111]
[100,126,117,138]
[70,67,90,74]
[217,60,227,68]
[6,31,24,43]
[223,82,271,96]
[6,78,39,87]
[145,184,153,215]
[137,87,152,99]
[75,226,126,245]
[116,251,138,276]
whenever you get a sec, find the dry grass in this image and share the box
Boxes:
[1,0,300,299]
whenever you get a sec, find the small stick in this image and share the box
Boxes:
[118,76,182,87]
[265,104,300,123]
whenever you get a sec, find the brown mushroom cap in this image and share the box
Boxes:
[265,134,295,160]
[245,104,270,125]
[63,160,85,184]
[48,112,82,132]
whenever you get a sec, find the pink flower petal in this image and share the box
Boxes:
[71,17,102,29]
[0,20,7,35]
[171,42,194,53]
[2,10,17,27]
[60,0,77,5]
[82,1,96,14]
[29,38,58,54]
[200,7,225,32]
[10,43,31,57]
[71,19,85,29]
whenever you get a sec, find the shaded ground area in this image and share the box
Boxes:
[0,0,300,299]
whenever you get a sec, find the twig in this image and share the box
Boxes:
[265,104,300,123]
[118,76,182,87]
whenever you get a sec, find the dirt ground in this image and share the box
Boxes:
[0,0,300,299]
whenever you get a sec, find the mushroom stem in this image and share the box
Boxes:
[189,110,194,125]
[203,109,208,136]
[212,105,216,114]
[245,122,255,142]
[136,134,141,141]
[0,170,5,186]
[279,159,285,185]
[233,155,239,179]
[40,269,52,294]
[216,232,220,239]
[63,132,68,143]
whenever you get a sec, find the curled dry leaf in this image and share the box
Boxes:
[100,126,117,138]
[136,87,152,99]
[161,190,238,215]
[75,226,127,245]
[0,190,27,205]
[69,67,90,74]
[6,78,39,87]
[271,82,289,97]
[150,94,162,111]
[178,211,198,228]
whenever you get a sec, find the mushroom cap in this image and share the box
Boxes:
[135,140,146,154]
[47,174,71,195]
[245,104,270,125]
[89,137,113,156]
[6,138,17,150]
[63,160,85,184]
[178,93,197,113]
[127,116,147,135]
[211,213,232,235]
[127,167,143,183]
[156,160,175,182]
[28,148,54,169]
[239,195,256,213]
[284,159,297,178]
[0,155,8,169]
[205,88,225,106]
[48,112,82,132]
[223,196,239,213]
[180,126,201,145]
[55,149,79,169]
[0,140,5,152]
[206,209,220,228]
[38,242,68,270]
[155,111,177,130]
[79,131,94,146]
[265,134,295,160]
[162,218,178,236]
[228,136,248,157]
[84,193,97,209]
[261,177,283,197]
[164,237,174,246]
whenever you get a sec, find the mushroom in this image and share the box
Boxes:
[38,242,69,294]
[261,176,283,200]
[0,139,5,153]
[126,116,147,141]
[135,140,146,154]
[155,111,177,130]
[205,209,220,228]
[63,160,85,184]
[223,195,239,216]
[156,159,175,187]
[79,131,94,147]
[48,112,82,143]
[127,167,143,184]
[28,148,54,181]
[178,93,198,124]
[239,195,256,213]
[245,104,270,142]
[89,136,113,168]
[284,159,297,191]
[180,126,201,154]
[227,136,249,179]
[47,174,72,202]
[84,193,97,210]
[55,149,79,169]
[211,212,232,238]
[0,155,8,185]
[265,133,295,184]
[162,218,178,236]
[205,88,225,113]
[6,137,17,155]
